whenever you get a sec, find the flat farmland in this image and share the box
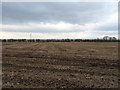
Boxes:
[2,42,119,88]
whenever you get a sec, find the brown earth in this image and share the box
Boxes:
[2,42,119,88]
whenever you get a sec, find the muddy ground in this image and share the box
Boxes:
[2,42,119,88]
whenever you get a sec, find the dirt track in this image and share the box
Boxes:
[2,42,118,88]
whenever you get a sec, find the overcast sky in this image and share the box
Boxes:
[0,2,118,39]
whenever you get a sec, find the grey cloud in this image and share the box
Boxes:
[2,2,111,24]
[98,25,118,31]
[2,2,118,34]
[96,22,118,31]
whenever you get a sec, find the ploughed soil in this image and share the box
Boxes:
[2,42,119,88]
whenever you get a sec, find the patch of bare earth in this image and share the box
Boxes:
[2,42,119,88]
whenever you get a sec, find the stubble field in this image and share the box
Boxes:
[2,42,119,88]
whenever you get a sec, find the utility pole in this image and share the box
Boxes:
[30,33,32,40]
[30,33,32,42]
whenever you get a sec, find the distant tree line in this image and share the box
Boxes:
[103,36,117,41]
[0,38,119,42]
